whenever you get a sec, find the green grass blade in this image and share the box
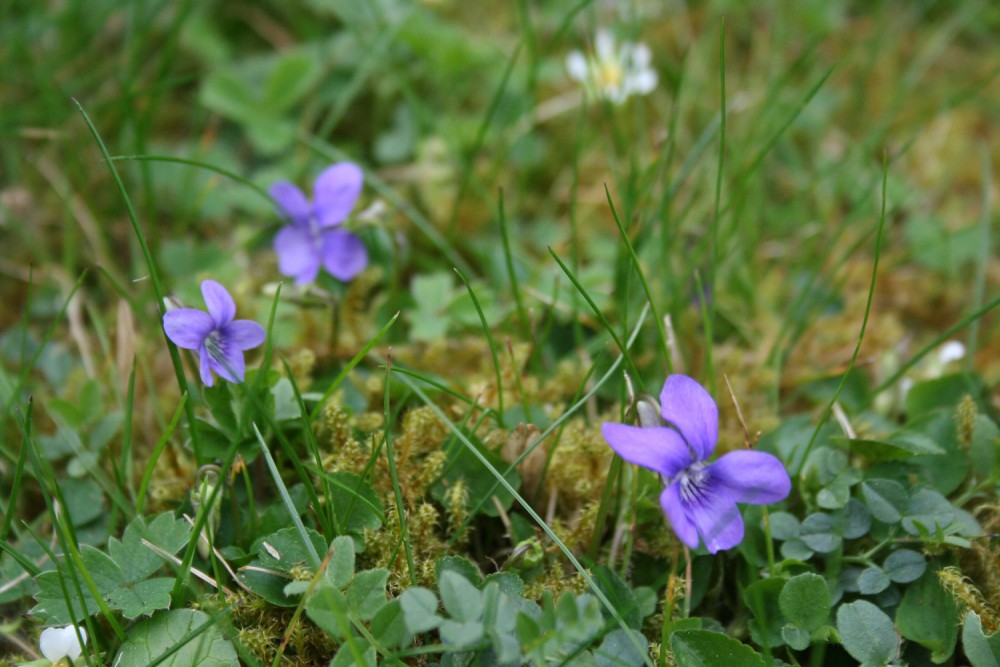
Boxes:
[383,354,417,586]
[453,267,504,424]
[796,156,888,475]
[73,99,202,459]
[253,422,321,569]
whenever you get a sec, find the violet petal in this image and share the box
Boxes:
[269,182,311,225]
[163,309,214,350]
[706,450,791,505]
[313,162,363,228]
[320,229,368,281]
[222,320,266,351]
[601,423,691,478]
[201,280,236,327]
[659,374,718,461]
[275,224,321,284]
[685,483,744,554]
[210,345,245,384]
[660,483,699,549]
[198,346,215,386]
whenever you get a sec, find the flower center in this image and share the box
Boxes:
[205,330,225,362]
[677,462,710,504]
[594,58,624,90]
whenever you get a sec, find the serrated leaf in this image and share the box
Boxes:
[779,573,830,632]
[882,549,926,584]
[107,577,174,619]
[348,568,389,621]
[114,609,238,666]
[253,526,325,574]
[440,570,484,623]
[399,587,443,633]
[836,600,898,666]
[670,629,768,667]
[109,513,191,583]
[436,555,483,588]
[963,612,1000,667]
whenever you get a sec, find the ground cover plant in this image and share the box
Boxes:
[1,0,999,665]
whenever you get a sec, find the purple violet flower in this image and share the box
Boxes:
[270,162,369,285]
[602,374,791,553]
[163,280,266,387]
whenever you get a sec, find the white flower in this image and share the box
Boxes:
[39,625,87,664]
[566,29,658,104]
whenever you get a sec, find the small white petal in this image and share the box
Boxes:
[630,42,652,68]
[937,341,965,365]
[566,51,589,82]
[627,68,658,95]
[40,625,87,662]
[595,30,615,59]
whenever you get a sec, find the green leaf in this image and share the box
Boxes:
[348,568,389,621]
[371,599,410,649]
[745,577,786,648]
[202,383,237,433]
[253,526,326,574]
[439,618,485,648]
[670,629,768,667]
[330,640,376,667]
[108,513,191,583]
[843,432,945,461]
[326,535,356,589]
[843,497,873,539]
[200,70,257,123]
[882,549,926,584]
[594,628,648,666]
[306,582,351,639]
[836,600,898,666]
[800,512,842,553]
[436,555,483,588]
[970,415,999,474]
[902,488,956,537]
[860,479,908,524]
[60,478,106,526]
[769,512,801,541]
[399,587,443,633]
[328,471,384,534]
[895,570,959,663]
[782,624,811,651]
[262,53,321,113]
[107,577,174,619]
[779,573,830,632]
[114,609,238,666]
[858,567,891,595]
[439,570,484,623]
[962,612,1000,667]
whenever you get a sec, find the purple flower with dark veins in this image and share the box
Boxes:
[602,374,791,553]
[270,162,369,285]
[163,280,266,387]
